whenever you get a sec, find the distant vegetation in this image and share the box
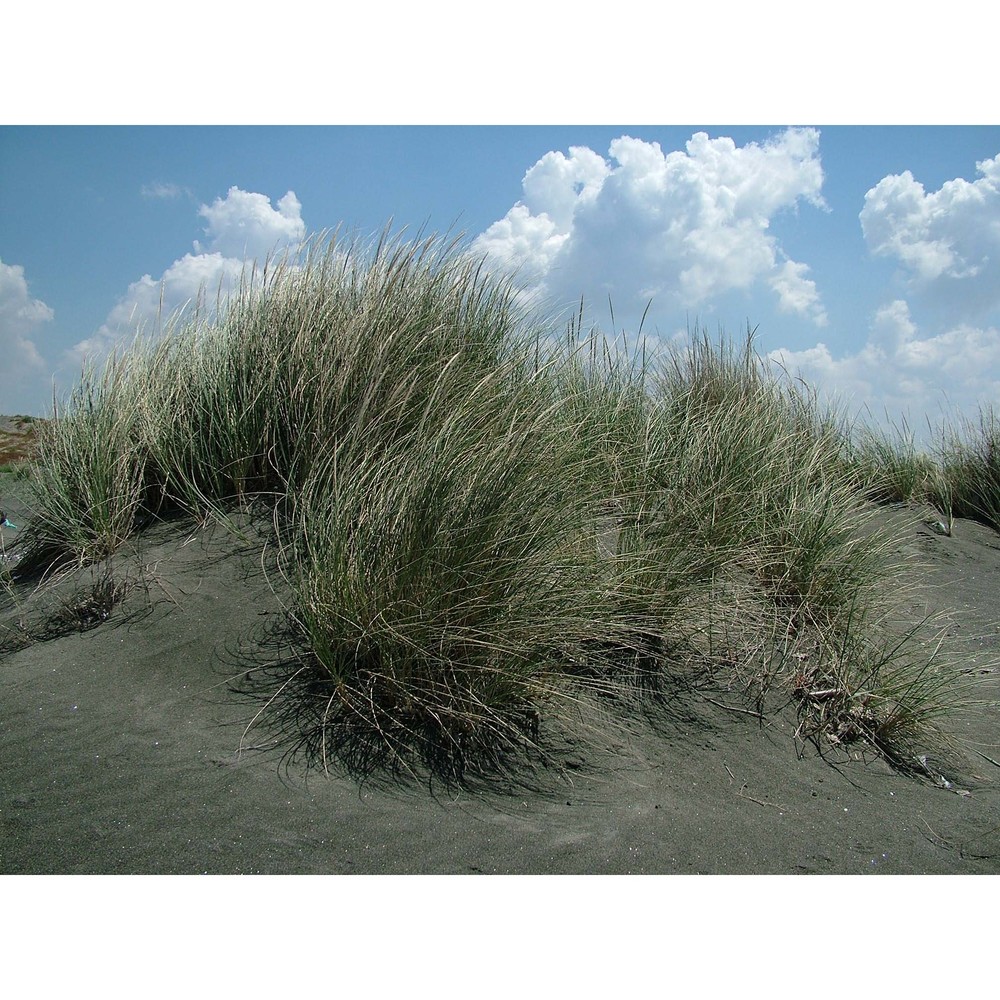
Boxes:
[0,415,42,474]
[6,230,996,782]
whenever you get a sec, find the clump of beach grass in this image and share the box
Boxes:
[578,329,958,759]
[836,405,1000,539]
[13,228,973,780]
[935,406,1000,532]
[277,365,621,776]
[850,417,943,507]
[24,359,148,568]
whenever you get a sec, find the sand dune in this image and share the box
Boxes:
[2,470,999,875]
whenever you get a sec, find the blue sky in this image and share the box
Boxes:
[3,9,998,439]
[4,124,999,435]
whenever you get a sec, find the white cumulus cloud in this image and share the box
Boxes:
[474,128,828,327]
[0,259,51,412]
[195,187,305,260]
[67,187,306,370]
[860,154,1000,317]
[770,259,828,326]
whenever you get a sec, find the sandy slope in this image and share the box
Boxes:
[2,473,999,875]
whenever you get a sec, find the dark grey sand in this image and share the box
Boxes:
[2,470,1000,876]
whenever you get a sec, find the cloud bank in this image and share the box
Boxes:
[68,187,306,368]
[473,128,828,326]
[774,153,1000,433]
[771,299,1000,432]
[0,258,51,412]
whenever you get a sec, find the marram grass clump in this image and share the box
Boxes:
[845,406,1000,538]
[11,229,973,782]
